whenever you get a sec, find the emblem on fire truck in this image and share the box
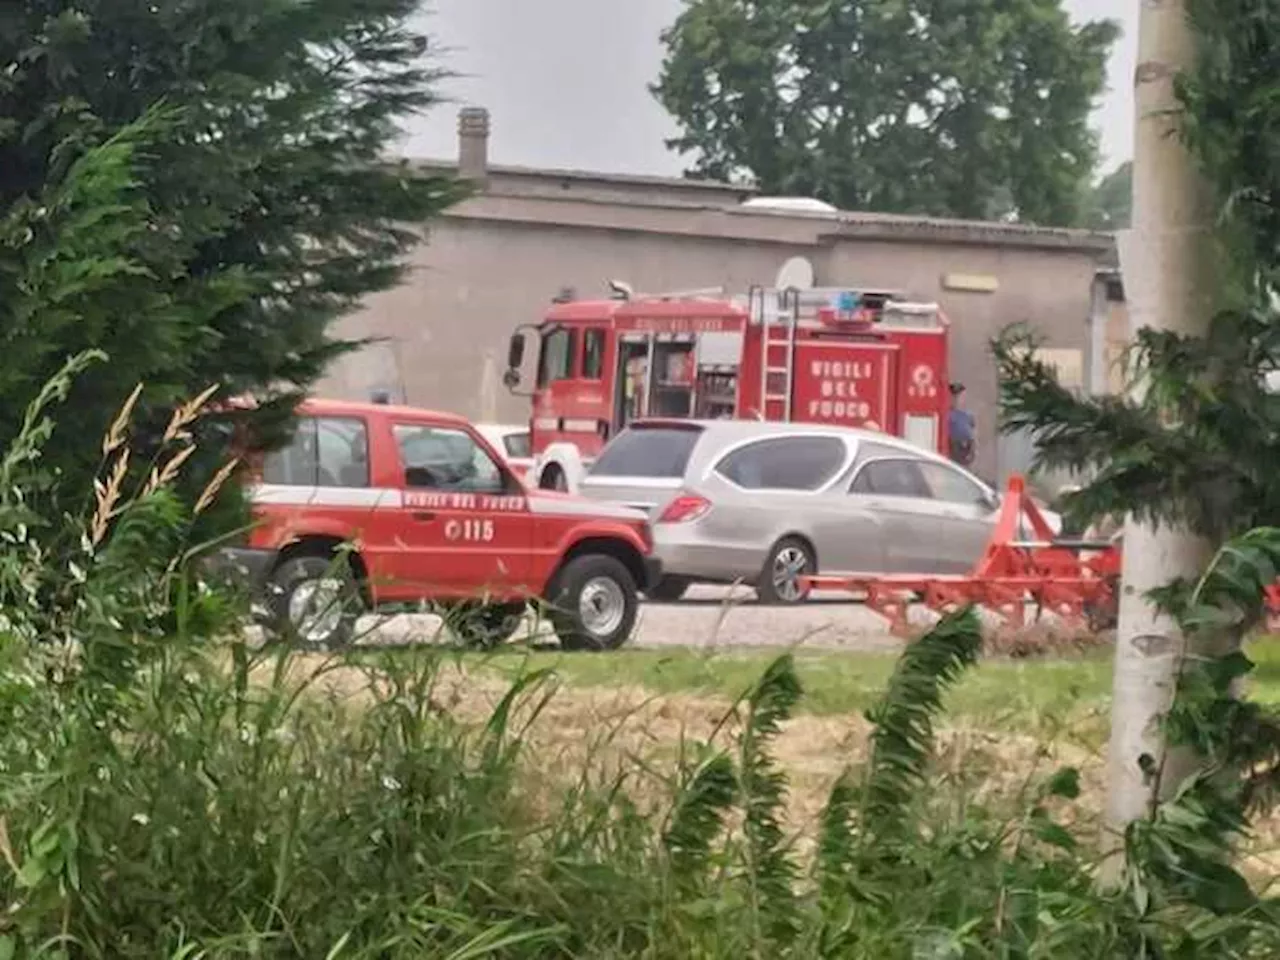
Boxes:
[908,364,937,399]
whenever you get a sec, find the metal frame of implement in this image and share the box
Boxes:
[801,474,1123,637]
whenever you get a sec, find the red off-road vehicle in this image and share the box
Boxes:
[211,399,660,650]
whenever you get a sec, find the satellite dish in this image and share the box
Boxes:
[775,256,815,290]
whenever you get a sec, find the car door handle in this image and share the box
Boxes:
[412,511,436,522]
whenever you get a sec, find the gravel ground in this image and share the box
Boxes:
[345,584,966,654]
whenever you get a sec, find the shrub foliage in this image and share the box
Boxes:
[1,359,1278,956]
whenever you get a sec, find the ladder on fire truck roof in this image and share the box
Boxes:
[756,288,801,419]
[743,285,943,421]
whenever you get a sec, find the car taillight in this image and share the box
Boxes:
[657,493,712,524]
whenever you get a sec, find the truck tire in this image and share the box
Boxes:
[546,554,639,651]
[645,576,691,603]
[265,554,363,651]
[451,602,527,650]
[541,464,569,492]
[756,536,815,605]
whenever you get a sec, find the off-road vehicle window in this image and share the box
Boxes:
[394,425,505,493]
[262,417,369,488]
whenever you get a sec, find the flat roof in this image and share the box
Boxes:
[402,157,754,195]
[397,156,1115,253]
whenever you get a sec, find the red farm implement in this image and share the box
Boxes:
[801,474,1123,638]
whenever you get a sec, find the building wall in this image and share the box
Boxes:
[1105,298,1130,394]
[322,206,1103,483]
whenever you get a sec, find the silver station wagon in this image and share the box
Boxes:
[576,419,1060,603]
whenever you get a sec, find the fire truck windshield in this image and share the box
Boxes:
[537,327,574,387]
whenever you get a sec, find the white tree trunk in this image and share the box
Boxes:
[1104,0,1217,844]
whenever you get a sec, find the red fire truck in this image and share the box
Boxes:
[503,284,953,491]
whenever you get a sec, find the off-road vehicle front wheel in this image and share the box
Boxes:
[546,554,639,651]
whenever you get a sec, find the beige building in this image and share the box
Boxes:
[321,108,1117,482]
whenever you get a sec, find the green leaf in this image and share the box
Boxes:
[1044,767,1081,800]
[1032,817,1078,851]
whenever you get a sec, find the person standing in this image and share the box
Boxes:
[948,382,976,467]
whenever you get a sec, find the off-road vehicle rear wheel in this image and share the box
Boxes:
[265,553,364,651]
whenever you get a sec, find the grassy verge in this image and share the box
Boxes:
[476,635,1280,744]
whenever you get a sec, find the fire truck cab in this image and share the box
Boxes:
[505,284,952,492]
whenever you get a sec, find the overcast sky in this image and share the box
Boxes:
[404,0,1136,180]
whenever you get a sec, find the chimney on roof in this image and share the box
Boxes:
[457,106,490,184]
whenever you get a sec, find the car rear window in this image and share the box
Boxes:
[589,426,704,478]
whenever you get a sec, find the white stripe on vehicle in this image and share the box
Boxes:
[527,496,646,521]
[250,484,405,508]
[249,484,645,522]
[561,418,600,432]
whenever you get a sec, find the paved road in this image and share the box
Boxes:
[350,584,930,653]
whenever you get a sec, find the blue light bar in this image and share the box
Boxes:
[836,290,860,314]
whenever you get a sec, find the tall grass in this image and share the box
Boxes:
[1,359,1278,957]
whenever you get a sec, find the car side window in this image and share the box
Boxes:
[394,424,506,493]
[849,458,930,498]
[262,416,369,488]
[714,436,847,491]
[917,461,990,507]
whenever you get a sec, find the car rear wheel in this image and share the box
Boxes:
[645,576,691,603]
[756,537,815,605]
[451,602,527,650]
[547,554,639,651]
[265,554,364,651]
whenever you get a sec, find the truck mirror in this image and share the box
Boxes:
[507,334,525,371]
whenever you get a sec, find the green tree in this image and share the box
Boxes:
[0,1,462,507]
[653,0,1119,226]
[1084,161,1133,230]
[993,0,1280,907]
